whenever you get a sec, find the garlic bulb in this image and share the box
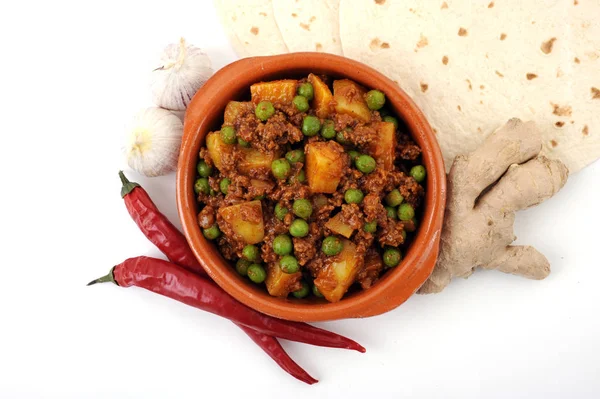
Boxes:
[150,38,213,111]
[124,107,183,177]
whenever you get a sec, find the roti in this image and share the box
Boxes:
[272,0,343,55]
[339,0,600,173]
[214,0,288,57]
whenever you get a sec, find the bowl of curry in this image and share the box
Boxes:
[177,53,446,322]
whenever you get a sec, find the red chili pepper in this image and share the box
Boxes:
[238,325,318,385]
[119,172,204,275]
[88,256,365,353]
[117,171,318,383]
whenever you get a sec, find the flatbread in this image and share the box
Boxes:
[214,0,288,58]
[272,0,343,55]
[340,0,600,173]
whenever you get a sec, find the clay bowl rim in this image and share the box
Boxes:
[177,52,446,322]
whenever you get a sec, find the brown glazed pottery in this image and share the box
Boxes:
[177,53,446,322]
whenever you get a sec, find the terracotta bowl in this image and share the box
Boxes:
[177,53,446,322]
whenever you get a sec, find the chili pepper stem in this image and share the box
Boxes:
[87,267,118,286]
[119,171,140,198]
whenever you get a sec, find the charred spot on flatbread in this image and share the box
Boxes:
[551,103,572,117]
[541,38,557,54]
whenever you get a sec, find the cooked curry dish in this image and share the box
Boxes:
[195,74,426,302]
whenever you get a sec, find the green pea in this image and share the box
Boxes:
[237,137,250,147]
[293,95,309,112]
[274,203,288,221]
[312,284,323,298]
[385,189,404,207]
[302,115,321,136]
[401,230,407,240]
[355,155,376,174]
[290,219,309,237]
[297,82,314,100]
[410,165,427,183]
[292,281,310,298]
[385,205,397,220]
[219,178,231,194]
[285,149,305,163]
[322,236,343,256]
[293,198,313,220]
[290,170,306,184]
[235,259,251,276]
[209,188,217,196]
[336,130,350,145]
[280,255,300,274]
[220,126,237,144]
[255,101,275,121]
[254,194,265,200]
[271,158,291,180]
[194,178,210,195]
[242,245,260,262]
[273,234,293,256]
[320,120,336,139]
[344,189,364,204]
[247,264,267,283]
[203,224,221,240]
[398,203,415,221]
[197,160,213,177]
[366,89,386,110]
[383,115,399,129]
[348,150,360,163]
[364,220,377,233]
[383,247,402,267]
[313,194,328,208]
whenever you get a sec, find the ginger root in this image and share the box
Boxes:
[419,118,569,294]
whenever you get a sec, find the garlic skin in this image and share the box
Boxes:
[150,38,213,111]
[169,109,186,123]
[124,108,183,177]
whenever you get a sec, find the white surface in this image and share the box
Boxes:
[0,1,598,398]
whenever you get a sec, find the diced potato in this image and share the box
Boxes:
[333,79,371,122]
[218,200,264,244]
[250,179,273,191]
[265,261,302,297]
[308,74,333,118]
[250,79,297,105]
[205,131,232,171]
[305,141,346,194]
[369,121,397,170]
[314,239,360,302]
[224,101,253,125]
[325,213,354,238]
[238,148,278,176]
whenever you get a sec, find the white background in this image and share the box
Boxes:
[1,1,599,398]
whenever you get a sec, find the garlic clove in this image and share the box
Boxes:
[124,107,183,177]
[169,109,186,123]
[150,38,213,111]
